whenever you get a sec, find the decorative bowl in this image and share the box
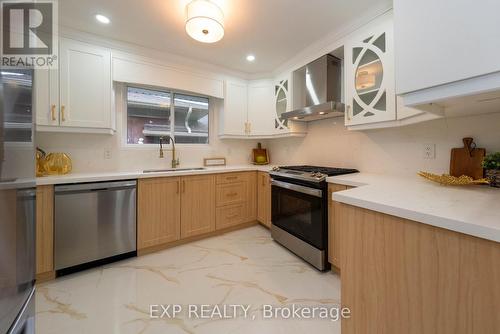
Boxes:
[418,171,489,186]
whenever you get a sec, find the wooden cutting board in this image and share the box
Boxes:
[450,137,485,179]
[252,142,269,165]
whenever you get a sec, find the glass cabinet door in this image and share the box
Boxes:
[345,20,395,126]
[274,79,289,130]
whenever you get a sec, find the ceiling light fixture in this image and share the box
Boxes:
[185,0,224,43]
[246,54,255,62]
[95,14,110,24]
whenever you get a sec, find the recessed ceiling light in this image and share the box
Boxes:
[246,54,256,62]
[95,14,110,24]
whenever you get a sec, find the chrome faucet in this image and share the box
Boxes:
[159,136,180,168]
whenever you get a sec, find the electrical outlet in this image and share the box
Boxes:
[423,143,436,159]
[104,149,112,160]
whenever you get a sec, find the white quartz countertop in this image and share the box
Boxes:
[36,165,273,186]
[0,177,36,190]
[327,173,500,243]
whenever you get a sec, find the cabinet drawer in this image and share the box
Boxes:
[216,172,247,184]
[216,204,245,230]
[216,182,246,206]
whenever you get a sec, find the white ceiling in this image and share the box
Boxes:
[59,0,392,75]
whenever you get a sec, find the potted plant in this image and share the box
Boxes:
[483,152,500,187]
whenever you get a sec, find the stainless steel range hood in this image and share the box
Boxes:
[282,54,344,121]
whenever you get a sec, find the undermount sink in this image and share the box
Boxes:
[142,167,206,173]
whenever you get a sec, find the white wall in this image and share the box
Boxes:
[36,98,264,173]
[267,112,500,176]
[37,105,500,176]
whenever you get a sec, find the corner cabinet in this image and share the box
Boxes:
[35,38,114,134]
[219,77,306,138]
[344,18,396,126]
[220,79,277,138]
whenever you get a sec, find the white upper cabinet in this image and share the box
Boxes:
[35,69,59,126]
[247,80,275,136]
[394,0,500,97]
[35,38,114,133]
[345,17,396,126]
[59,38,112,129]
[220,80,248,137]
[219,77,305,138]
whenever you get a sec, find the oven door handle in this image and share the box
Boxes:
[271,180,323,198]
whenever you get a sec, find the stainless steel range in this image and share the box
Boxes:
[269,165,358,270]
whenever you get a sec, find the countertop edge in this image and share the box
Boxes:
[36,166,273,185]
[333,191,500,243]
[326,178,368,187]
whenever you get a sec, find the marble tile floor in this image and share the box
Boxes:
[36,225,341,334]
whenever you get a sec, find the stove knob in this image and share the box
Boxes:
[315,172,324,178]
[272,166,281,172]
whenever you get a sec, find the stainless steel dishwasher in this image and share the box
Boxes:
[54,180,137,275]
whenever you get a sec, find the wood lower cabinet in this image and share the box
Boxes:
[138,175,217,248]
[216,182,246,206]
[216,203,246,230]
[36,185,55,280]
[244,172,257,222]
[328,183,352,268]
[215,172,256,230]
[257,171,271,228]
[138,172,258,253]
[181,175,216,238]
[340,203,500,334]
[138,177,181,250]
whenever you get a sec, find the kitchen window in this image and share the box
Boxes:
[126,86,209,145]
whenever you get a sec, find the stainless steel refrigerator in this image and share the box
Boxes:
[0,69,36,334]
